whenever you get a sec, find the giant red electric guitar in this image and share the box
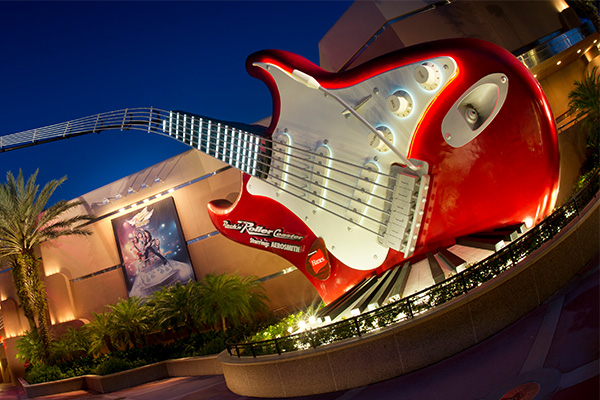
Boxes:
[2,39,560,304]
[205,38,559,303]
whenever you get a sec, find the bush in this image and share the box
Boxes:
[93,356,133,376]
[25,364,65,384]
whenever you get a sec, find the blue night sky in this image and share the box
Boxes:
[0,1,351,202]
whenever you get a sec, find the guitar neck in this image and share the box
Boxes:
[0,108,267,177]
[163,111,266,177]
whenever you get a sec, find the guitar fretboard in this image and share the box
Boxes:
[163,111,265,176]
[0,108,267,178]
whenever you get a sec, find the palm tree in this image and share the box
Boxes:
[568,65,599,163]
[14,330,44,366]
[149,281,202,335]
[85,312,117,354]
[0,170,94,362]
[107,297,154,349]
[196,272,269,332]
[52,327,90,363]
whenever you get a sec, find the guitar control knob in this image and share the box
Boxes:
[414,62,441,91]
[368,126,394,152]
[386,90,413,118]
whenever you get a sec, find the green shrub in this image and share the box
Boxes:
[93,356,133,376]
[25,364,65,384]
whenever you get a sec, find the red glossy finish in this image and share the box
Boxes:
[209,39,560,304]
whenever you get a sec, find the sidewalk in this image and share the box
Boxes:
[1,257,597,400]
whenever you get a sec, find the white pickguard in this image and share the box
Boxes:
[247,57,457,271]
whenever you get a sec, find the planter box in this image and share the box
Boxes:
[20,354,221,398]
[19,376,86,398]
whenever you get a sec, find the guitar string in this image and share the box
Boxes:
[172,122,393,234]
[1,109,409,238]
[169,111,397,196]
[185,122,396,211]
[0,108,156,146]
[170,117,406,226]
[1,109,417,242]
[171,112,400,204]
[188,134,393,234]
[1,107,401,199]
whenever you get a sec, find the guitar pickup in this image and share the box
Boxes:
[379,163,430,258]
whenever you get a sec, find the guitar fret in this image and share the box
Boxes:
[228,127,236,166]
[198,118,204,152]
[215,122,225,161]
[165,111,262,177]
[235,129,242,170]
[252,135,259,174]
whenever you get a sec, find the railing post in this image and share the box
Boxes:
[509,244,519,267]
[459,272,468,294]
[354,318,362,337]
[405,299,414,318]
[308,330,317,348]
[274,338,281,355]
[250,343,256,358]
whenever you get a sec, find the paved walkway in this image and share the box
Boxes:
[1,257,597,400]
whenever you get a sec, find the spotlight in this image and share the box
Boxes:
[127,187,135,194]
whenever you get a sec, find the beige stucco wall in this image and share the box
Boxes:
[0,149,319,380]
[33,150,317,324]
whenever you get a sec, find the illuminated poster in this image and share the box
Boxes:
[112,197,195,298]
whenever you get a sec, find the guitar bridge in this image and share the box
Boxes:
[379,162,430,258]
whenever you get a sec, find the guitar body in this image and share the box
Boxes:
[208,38,560,304]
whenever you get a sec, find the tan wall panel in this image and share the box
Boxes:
[45,273,76,326]
[260,270,320,315]
[540,57,588,118]
[0,299,26,339]
[0,270,17,304]
[70,269,128,321]
[187,234,292,279]
[173,168,241,241]
[40,218,121,280]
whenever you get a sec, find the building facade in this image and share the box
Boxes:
[0,0,597,382]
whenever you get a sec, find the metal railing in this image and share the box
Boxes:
[226,171,599,357]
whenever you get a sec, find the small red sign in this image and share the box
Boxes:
[305,238,331,280]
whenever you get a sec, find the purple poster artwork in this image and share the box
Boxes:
[112,197,195,298]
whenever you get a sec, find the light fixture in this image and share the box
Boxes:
[127,187,135,194]
[154,177,162,184]
[556,60,562,65]
[115,193,122,200]
[102,198,110,205]
[140,183,148,189]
